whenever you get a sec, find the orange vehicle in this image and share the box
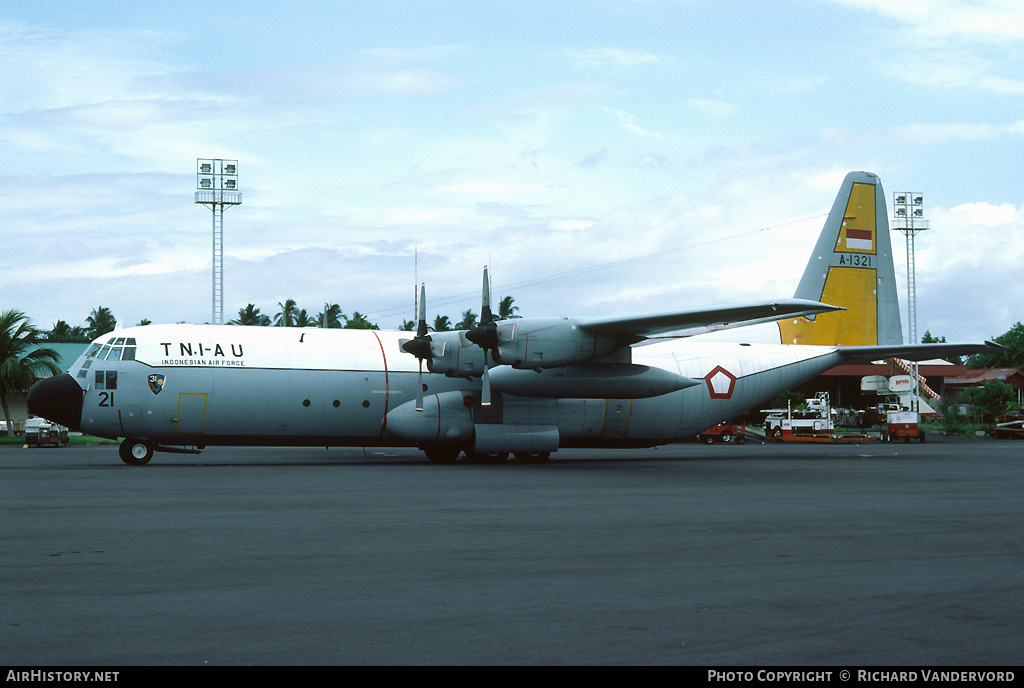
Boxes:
[698,424,746,444]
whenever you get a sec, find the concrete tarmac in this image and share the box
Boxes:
[2,439,1022,666]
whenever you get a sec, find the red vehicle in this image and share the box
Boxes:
[698,424,746,444]
[885,410,925,443]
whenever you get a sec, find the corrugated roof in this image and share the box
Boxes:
[23,341,90,375]
[947,368,1024,386]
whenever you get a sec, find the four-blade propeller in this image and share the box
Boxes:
[400,284,432,411]
[464,267,498,406]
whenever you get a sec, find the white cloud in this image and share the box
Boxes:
[562,47,663,69]
[948,202,1018,228]
[687,98,737,118]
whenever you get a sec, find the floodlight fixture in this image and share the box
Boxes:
[891,191,930,414]
[195,159,241,325]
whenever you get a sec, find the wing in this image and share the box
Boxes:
[578,298,843,340]
[837,341,1002,363]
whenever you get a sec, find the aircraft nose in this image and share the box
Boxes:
[27,373,85,430]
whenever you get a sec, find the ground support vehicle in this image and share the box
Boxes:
[884,410,924,443]
[698,424,746,444]
[23,417,70,448]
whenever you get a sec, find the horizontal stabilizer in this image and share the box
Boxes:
[838,341,1002,363]
[579,299,843,340]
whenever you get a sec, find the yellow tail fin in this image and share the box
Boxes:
[779,171,903,346]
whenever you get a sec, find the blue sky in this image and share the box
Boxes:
[2,0,1022,343]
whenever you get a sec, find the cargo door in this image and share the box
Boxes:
[175,393,208,435]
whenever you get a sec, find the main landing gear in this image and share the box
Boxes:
[421,447,551,463]
[119,439,154,466]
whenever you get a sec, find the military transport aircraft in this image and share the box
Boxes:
[28,171,994,464]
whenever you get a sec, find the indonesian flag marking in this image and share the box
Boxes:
[845,227,873,251]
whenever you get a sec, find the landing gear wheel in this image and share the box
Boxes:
[466,451,509,463]
[514,451,551,463]
[119,439,153,466]
[423,446,460,463]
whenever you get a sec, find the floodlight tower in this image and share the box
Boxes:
[892,191,929,412]
[195,159,241,325]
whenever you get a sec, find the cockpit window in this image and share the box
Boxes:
[94,371,117,390]
[89,339,137,361]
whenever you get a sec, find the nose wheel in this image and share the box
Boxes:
[119,439,154,465]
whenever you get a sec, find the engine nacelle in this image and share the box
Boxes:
[425,318,620,378]
[425,331,487,378]
[494,318,618,370]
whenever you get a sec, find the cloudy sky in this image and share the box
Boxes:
[2,0,1022,343]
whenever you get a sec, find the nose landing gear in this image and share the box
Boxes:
[119,439,154,465]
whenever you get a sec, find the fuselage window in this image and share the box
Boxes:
[106,371,117,390]
[95,371,105,389]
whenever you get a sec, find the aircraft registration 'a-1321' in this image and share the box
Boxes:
[29,171,996,464]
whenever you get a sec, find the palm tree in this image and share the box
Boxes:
[497,296,520,320]
[230,304,271,326]
[293,309,316,327]
[1,310,62,435]
[432,315,452,332]
[318,304,345,328]
[85,307,116,340]
[275,299,298,327]
[343,312,379,330]
[400,319,416,331]
[456,310,477,330]
[47,320,78,340]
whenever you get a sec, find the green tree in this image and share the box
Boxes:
[770,390,806,409]
[921,330,961,364]
[456,310,477,330]
[497,295,520,320]
[964,380,1015,422]
[85,307,116,340]
[399,319,416,332]
[47,320,88,341]
[293,309,316,327]
[344,312,379,330]
[230,304,271,326]
[318,304,345,329]
[275,299,299,327]
[432,315,451,332]
[967,322,1024,369]
[1,310,62,435]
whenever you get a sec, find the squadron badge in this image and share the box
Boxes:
[148,374,166,395]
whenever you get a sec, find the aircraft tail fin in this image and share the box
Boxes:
[779,171,903,347]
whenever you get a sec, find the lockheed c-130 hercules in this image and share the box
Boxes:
[28,171,994,464]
